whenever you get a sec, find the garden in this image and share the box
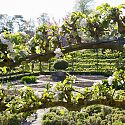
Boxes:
[1,3,125,125]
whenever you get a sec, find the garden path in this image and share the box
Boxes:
[20,74,107,125]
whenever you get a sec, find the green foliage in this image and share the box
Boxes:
[62,49,119,73]
[21,75,37,84]
[42,105,125,125]
[53,59,68,70]
[0,67,7,74]
[1,3,125,121]
[0,3,125,72]
[102,70,125,90]
[0,112,27,125]
[1,73,125,125]
[100,47,125,90]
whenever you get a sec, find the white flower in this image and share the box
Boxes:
[21,32,27,36]
[73,79,76,84]
[1,38,9,44]
[22,50,28,56]
[0,33,5,38]
[28,37,34,44]
[34,91,42,99]
[35,46,41,54]
[80,18,87,27]
[121,80,124,84]
[118,82,121,86]
[55,53,63,58]
[107,76,114,85]
[54,93,60,100]
[123,44,125,48]
[54,91,62,100]
[19,104,23,108]
[54,48,61,54]
[37,31,42,36]
[0,38,14,52]
[7,42,14,52]
[54,48,64,58]
[80,88,85,93]
[118,80,124,86]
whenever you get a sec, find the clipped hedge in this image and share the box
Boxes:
[42,105,125,125]
[0,112,27,125]
[21,75,37,84]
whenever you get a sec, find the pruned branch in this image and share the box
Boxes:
[1,98,125,113]
[0,38,124,68]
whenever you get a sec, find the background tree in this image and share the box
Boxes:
[74,0,94,14]
[37,13,50,26]
[12,15,27,32]
[0,14,14,32]
[24,19,36,37]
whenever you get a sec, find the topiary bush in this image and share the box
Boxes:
[53,59,68,70]
[21,75,37,84]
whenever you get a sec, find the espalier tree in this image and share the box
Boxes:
[0,3,125,69]
[0,3,125,115]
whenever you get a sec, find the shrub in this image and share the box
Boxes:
[53,59,68,70]
[41,105,125,125]
[21,75,37,84]
[0,112,27,125]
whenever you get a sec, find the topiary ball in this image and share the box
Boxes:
[54,59,68,70]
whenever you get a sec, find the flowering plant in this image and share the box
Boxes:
[53,48,68,71]
[98,71,125,90]
[54,48,64,58]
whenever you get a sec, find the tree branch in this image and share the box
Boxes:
[0,39,124,68]
[8,98,125,113]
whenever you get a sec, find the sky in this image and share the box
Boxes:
[0,0,124,22]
